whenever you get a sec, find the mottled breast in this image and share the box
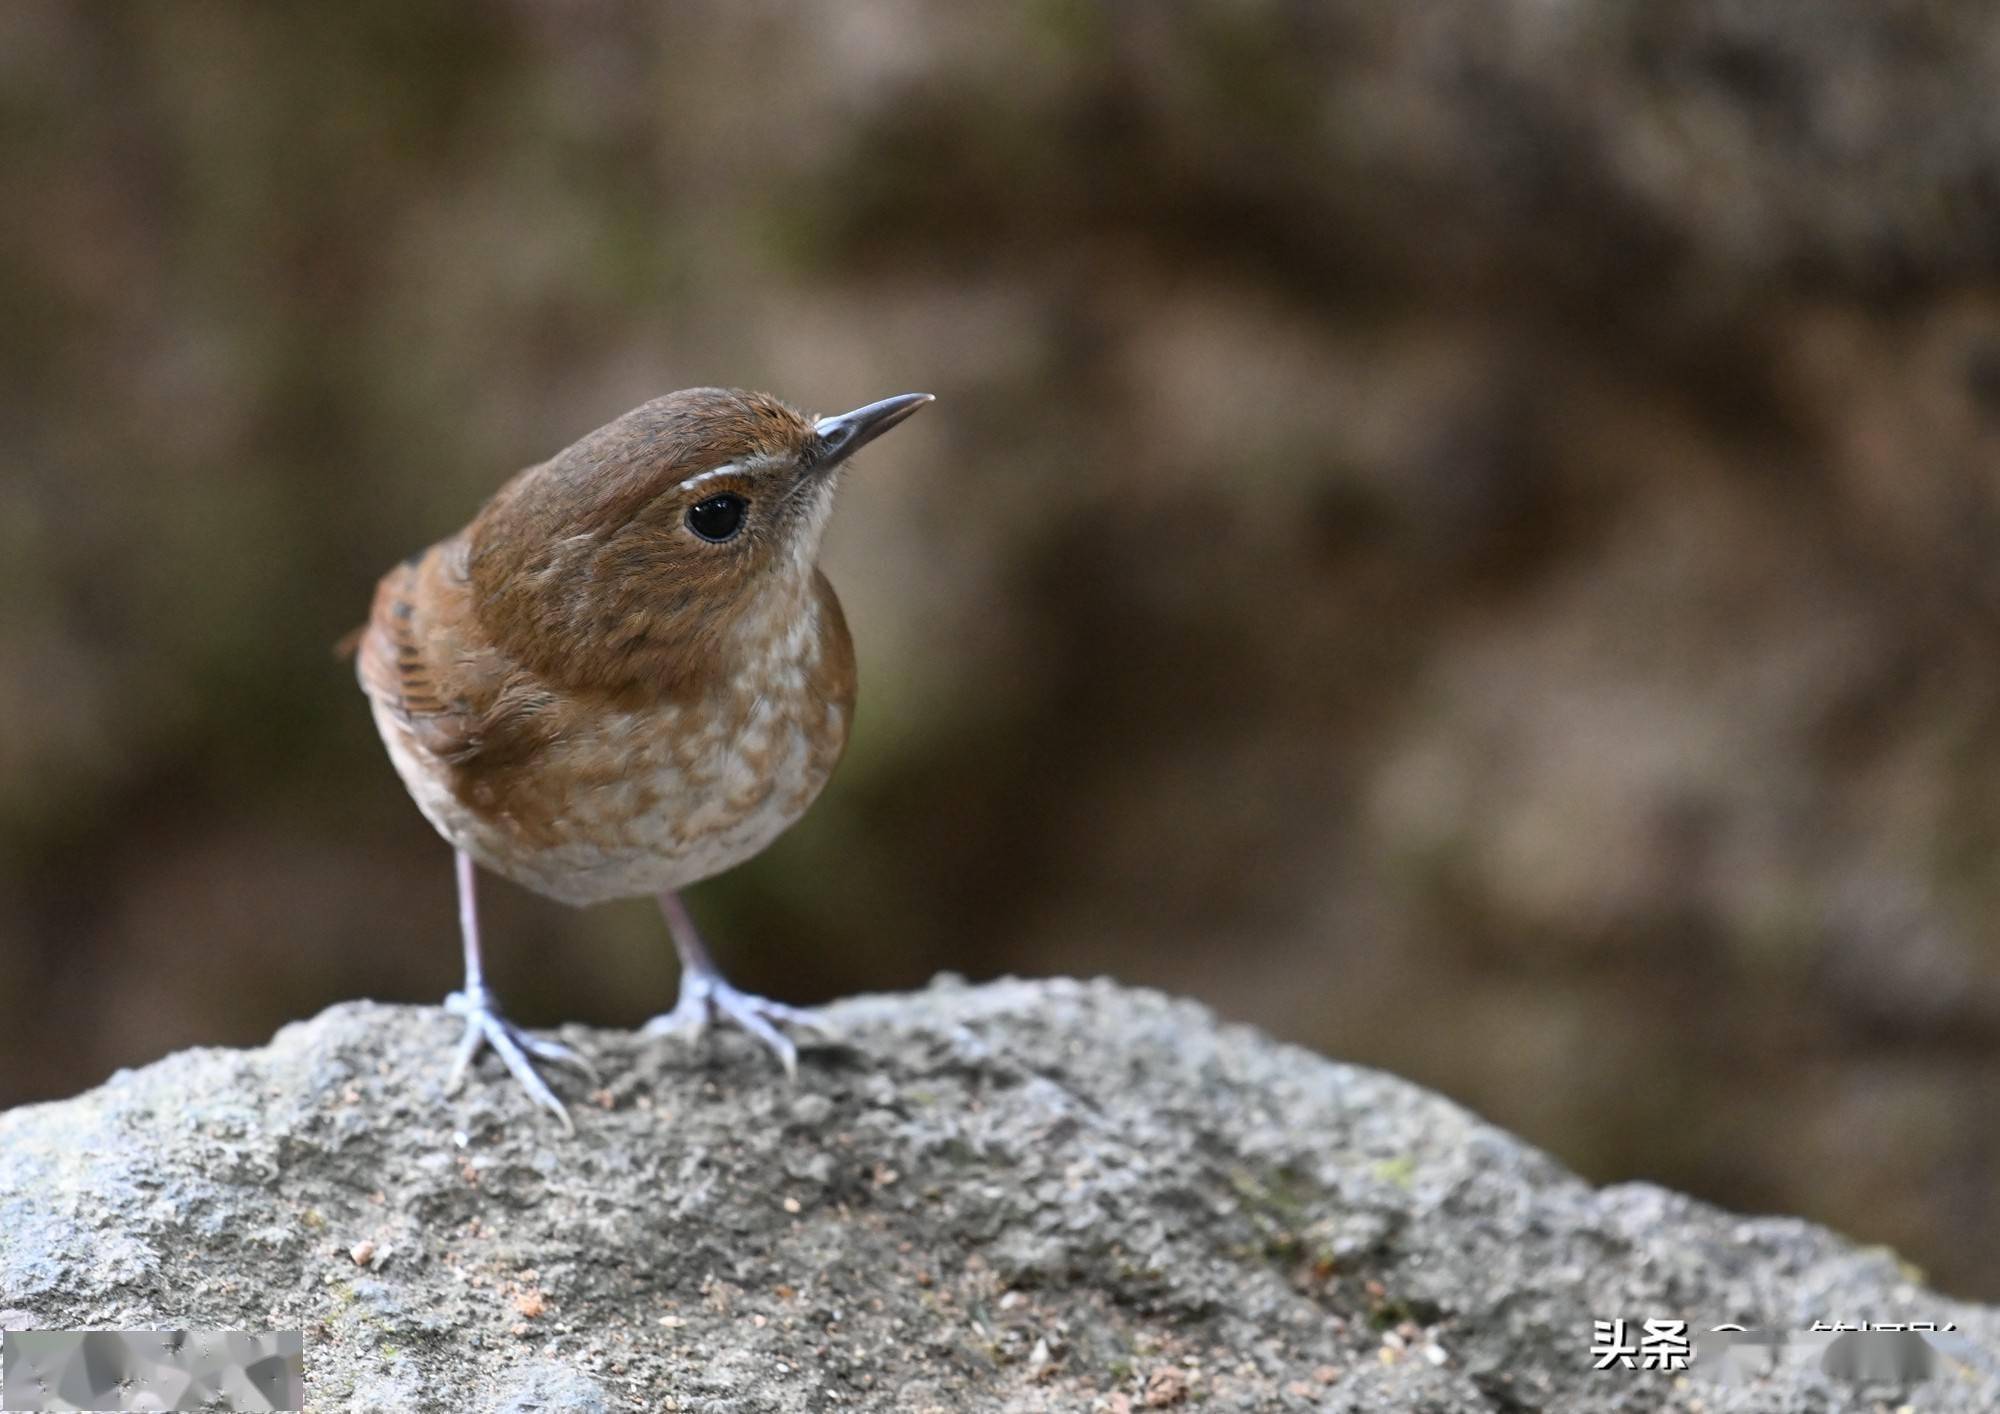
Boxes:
[373,574,856,907]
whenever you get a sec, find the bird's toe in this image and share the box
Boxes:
[442,989,588,1132]
[645,978,816,1079]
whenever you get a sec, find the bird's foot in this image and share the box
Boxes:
[643,970,822,1080]
[444,984,598,1132]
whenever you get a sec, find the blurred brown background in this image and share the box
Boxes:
[5,2,1999,1297]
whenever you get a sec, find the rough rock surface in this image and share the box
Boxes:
[0,977,1992,1412]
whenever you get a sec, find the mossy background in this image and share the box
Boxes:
[4,3,1998,1297]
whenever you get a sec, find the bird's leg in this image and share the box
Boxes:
[643,890,820,1079]
[442,849,597,1131]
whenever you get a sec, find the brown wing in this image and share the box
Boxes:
[354,535,555,768]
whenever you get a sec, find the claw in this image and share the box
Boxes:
[643,973,821,1081]
[444,986,596,1131]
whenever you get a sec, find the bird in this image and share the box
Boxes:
[353,386,933,1128]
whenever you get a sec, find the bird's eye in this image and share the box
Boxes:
[686,493,748,542]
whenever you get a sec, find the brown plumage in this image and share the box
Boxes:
[354,386,932,1127]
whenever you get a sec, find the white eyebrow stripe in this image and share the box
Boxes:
[676,463,743,492]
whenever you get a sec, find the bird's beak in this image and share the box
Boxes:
[814,393,934,469]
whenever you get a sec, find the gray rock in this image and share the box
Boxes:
[0,977,1991,1411]
[492,1362,610,1413]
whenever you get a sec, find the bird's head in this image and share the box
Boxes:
[468,386,932,691]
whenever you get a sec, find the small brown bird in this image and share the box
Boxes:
[355,387,932,1126]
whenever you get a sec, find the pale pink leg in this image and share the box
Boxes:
[443,850,596,1130]
[643,889,820,1079]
